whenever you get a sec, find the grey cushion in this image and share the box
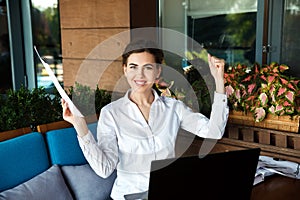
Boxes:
[61,164,117,200]
[0,165,73,200]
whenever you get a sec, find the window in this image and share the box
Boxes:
[0,0,61,92]
[31,0,62,91]
[187,0,257,66]
[160,0,257,67]
[281,0,300,77]
[0,0,13,93]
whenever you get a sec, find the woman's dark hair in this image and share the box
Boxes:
[122,39,164,65]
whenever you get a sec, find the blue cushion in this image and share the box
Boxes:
[46,127,87,166]
[0,132,50,192]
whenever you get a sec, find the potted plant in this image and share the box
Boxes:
[0,83,113,138]
[224,62,300,132]
[0,86,63,140]
[67,82,112,117]
[0,85,63,132]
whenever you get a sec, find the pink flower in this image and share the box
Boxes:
[235,89,241,99]
[279,64,289,72]
[268,76,275,84]
[285,91,294,103]
[259,93,268,107]
[283,101,291,106]
[280,78,288,85]
[278,87,287,96]
[247,83,256,94]
[255,107,266,122]
[225,85,234,96]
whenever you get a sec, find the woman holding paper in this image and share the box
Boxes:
[62,39,229,200]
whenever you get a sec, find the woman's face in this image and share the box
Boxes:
[123,52,161,94]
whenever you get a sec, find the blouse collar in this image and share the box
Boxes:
[123,88,162,105]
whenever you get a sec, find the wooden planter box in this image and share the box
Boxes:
[37,121,72,134]
[228,110,300,133]
[217,111,300,163]
[0,115,98,142]
[223,123,300,163]
[0,127,32,142]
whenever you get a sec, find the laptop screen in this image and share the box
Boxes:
[148,148,260,200]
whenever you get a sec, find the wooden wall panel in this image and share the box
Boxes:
[60,0,130,28]
[59,0,130,91]
[61,28,130,59]
[62,58,129,93]
[61,59,79,87]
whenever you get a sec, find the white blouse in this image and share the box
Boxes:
[78,89,229,200]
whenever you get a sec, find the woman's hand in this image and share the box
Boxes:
[61,99,89,137]
[61,98,75,124]
[208,54,225,94]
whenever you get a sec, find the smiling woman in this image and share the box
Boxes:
[61,38,229,199]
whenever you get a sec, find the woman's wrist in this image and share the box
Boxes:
[215,78,225,94]
[73,117,89,137]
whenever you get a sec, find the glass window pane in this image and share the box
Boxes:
[160,0,258,67]
[187,0,257,66]
[281,0,300,77]
[0,0,13,93]
[31,0,62,92]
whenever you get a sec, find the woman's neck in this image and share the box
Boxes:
[129,89,154,107]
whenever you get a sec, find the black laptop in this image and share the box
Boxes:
[147,148,261,200]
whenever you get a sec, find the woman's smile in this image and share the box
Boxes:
[134,80,147,86]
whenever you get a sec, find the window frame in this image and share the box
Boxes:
[6,0,35,90]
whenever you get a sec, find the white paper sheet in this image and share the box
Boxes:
[257,155,300,179]
[253,167,274,185]
[34,46,83,117]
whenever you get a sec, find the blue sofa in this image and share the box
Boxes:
[0,123,117,200]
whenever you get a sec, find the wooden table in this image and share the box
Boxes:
[251,175,300,200]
